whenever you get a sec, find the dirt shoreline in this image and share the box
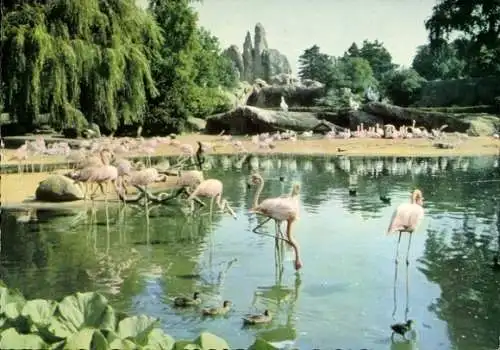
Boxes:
[1,134,499,205]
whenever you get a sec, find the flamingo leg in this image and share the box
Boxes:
[395,231,402,264]
[405,233,413,266]
[285,219,302,270]
[252,217,272,233]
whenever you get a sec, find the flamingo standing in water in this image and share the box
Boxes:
[247,173,303,270]
[387,189,425,265]
[187,179,237,220]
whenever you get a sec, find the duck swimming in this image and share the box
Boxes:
[242,309,272,325]
[173,292,201,307]
[201,300,232,316]
[391,319,413,340]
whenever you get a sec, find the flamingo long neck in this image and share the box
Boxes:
[252,177,265,208]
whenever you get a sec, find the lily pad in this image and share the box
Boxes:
[0,286,26,315]
[173,341,199,350]
[117,315,159,345]
[193,332,230,350]
[248,337,280,350]
[0,327,47,349]
[55,292,116,334]
[143,328,175,350]
[64,327,108,349]
[21,299,58,327]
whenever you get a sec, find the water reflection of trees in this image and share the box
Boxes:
[0,202,219,311]
[418,207,500,350]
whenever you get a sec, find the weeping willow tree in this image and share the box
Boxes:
[1,0,162,132]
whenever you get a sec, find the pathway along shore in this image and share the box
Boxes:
[1,134,499,205]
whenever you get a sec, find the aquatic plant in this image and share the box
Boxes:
[0,281,278,349]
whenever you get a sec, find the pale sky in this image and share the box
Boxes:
[138,0,437,76]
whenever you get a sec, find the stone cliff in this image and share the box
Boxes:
[223,23,292,83]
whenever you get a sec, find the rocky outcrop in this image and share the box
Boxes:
[222,45,243,80]
[223,23,292,83]
[205,103,499,136]
[246,74,325,108]
[205,106,323,135]
[363,102,500,136]
[35,175,84,202]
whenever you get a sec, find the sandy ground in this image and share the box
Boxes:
[1,134,499,205]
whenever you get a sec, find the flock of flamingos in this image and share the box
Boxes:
[2,125,429,277]
[4,121,473,338]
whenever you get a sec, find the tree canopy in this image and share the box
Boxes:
[0,0,238,135]
[425,0,500,75]
[1,0,162,132]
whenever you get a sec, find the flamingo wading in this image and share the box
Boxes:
[248,173,303,270]
[387,189,425,265]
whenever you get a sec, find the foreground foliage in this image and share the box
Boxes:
[0,282,277,349]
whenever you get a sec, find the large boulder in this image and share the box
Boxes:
[35,175,84,202]
[363,102,500,135]
[205,106,321,135]
[247,76,325,108]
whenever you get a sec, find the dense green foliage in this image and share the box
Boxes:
[425,0,500,76]
[298,0,500,108]
[0,282,279,350]
[1,0,162,133]
[0,0,237,135]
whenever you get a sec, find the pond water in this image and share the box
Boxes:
[2,155,500,350]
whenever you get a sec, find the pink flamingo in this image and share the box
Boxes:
[187,179,236,220]
[9,142,29,173]
[387,189,425,265]
[247,173,303,270]
[73,150,118,201]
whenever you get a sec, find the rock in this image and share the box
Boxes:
[35,175,84,202]
[205,106,320,135]
[465,115,499,136]
[242,31,254,82]
[223,81,254,107]
[186,117,206,132]
[362,102,500,135]
[253,23,268,80]
[227,23,292,83]
[223,45,244,79]
[345,109,383,129]
[247,77,325,108]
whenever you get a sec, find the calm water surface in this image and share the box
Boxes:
[2,155,500,350]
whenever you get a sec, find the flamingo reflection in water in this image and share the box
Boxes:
[387,189,425,265]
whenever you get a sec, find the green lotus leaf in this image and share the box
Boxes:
[0,327,46,349]
[21,299,58,327]
[117,315,159,346]
[247,337,279,350]
[193,332,230,350]
[63,327,108,350]
[55,292,116,333]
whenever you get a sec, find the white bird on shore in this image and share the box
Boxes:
[280,96,288,112]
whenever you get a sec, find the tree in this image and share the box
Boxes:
[412,39,466,80]
[327,57,377,94]
[382,68,426,106]
[1,0,162,133]
[298,45,334,84]
[344,42,360,57]
[425,0,500,76]
[345,40,397,81]
[146,0,236,134]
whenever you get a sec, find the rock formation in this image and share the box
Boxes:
[223,23,292,83]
